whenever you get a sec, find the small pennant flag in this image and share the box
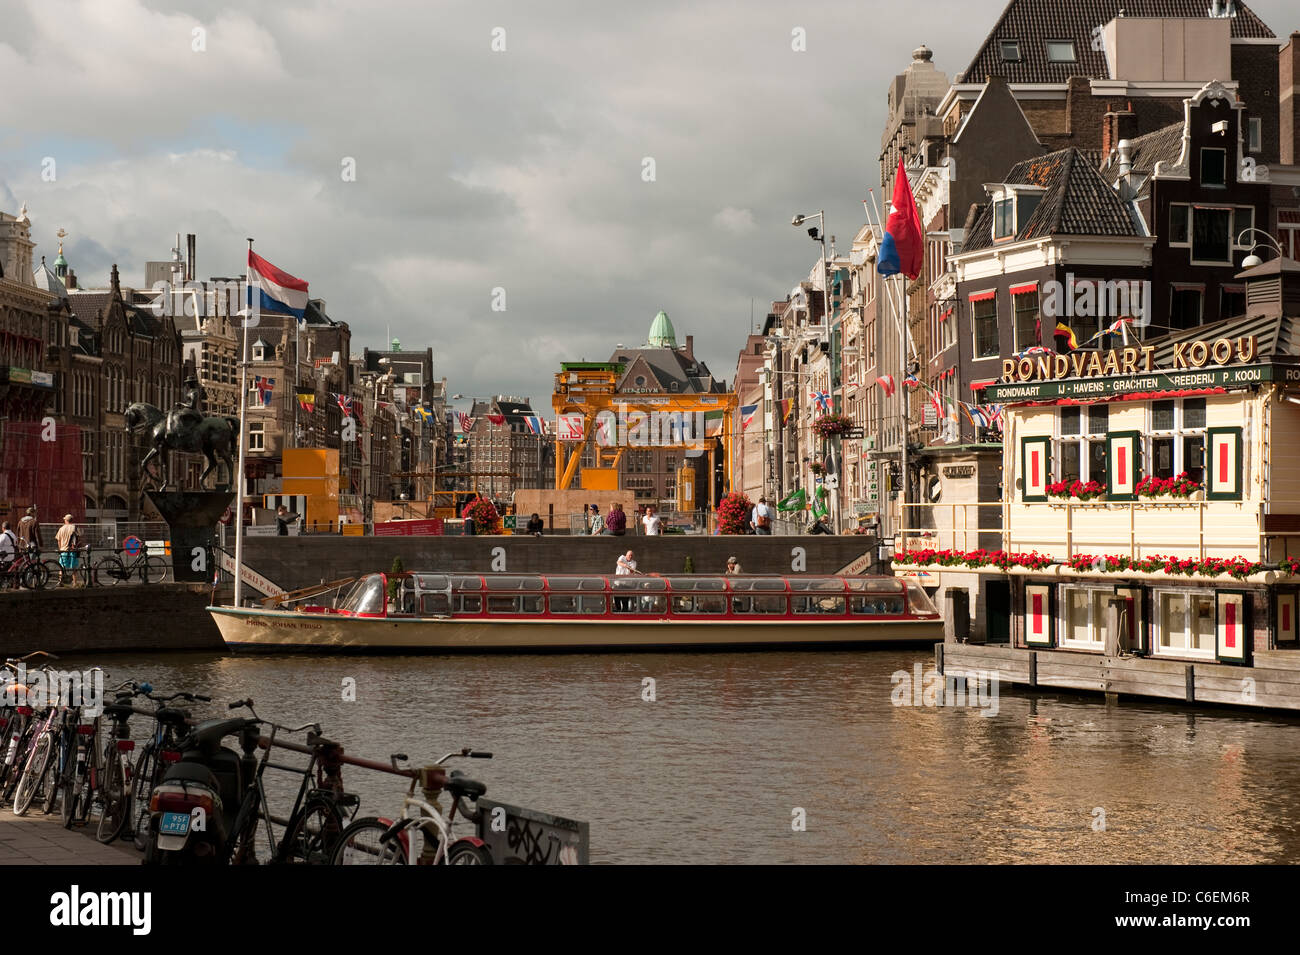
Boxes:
[297,393,315,414]
[739,404,758,431]
[904,373,920,389]
[810,389,830,412]
[456,411,475,433]
[337,394,354,417]
[930,389,945,419]
[965,405,990,429]
[1054,321,1079,350]
[486,413,506,426]
[523,415,547,436]
[777,488,806,512]
[875,375,896,398]
[780,398,793,423]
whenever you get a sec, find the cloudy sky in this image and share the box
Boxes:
[2,0,1295,407]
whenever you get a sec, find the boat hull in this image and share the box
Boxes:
[209,607,944,653]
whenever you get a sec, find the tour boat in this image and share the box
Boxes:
[209,572,944,652]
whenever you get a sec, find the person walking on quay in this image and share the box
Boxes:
[725,556,744,575]
[17,506,40,554]
[275,504,299,536]
[605,502,627,536]
[0,521,17,573]
[56,514,81,587]
[526,512,545,536]
[641,504,661,536]
[751,496,773,535]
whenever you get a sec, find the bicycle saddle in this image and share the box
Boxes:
[155,707,190,727]
[446,771,486,801]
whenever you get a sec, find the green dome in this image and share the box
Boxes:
[647,310,677,348]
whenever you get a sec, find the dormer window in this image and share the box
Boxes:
[1046,40,1076,62]
[991,186,1045,242]
[252,338,269,361]
[994,199,1015,239]
[1000,40,1021,61]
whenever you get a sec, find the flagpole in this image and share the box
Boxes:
[233,237,253,609]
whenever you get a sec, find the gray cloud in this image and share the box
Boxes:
[3,0,1296,406]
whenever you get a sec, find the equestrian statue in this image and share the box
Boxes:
[125,377,240,490]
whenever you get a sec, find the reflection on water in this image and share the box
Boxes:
[63,649,1300,864]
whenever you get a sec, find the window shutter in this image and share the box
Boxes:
[1022,436,1049,502]
[1106,431,1139,500]
[1216,592,1249,664]
[1206,427,1243,500]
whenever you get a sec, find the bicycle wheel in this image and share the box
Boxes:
[143,555,168,584]
[13,732,53,816]
[65,744,95,829]
[130,745,157,850]
[330,817,408,865]
[280,798,345,864]
[96,752,130,843]
[41,737,66,815]
[94,555,126,588]
[447,841,494,865]
[40,560,62,589]
[60,744,83,828]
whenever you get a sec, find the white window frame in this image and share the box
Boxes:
[1056,405,1107,484]
[248,421,265,452]
[1153,589,1216,660]
[1059,585,1109,650]
[1147,397,1206,483]
[1045,40,1076,62]
[1000,39,1021,61]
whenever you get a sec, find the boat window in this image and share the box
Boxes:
[612,577,666,592]
[520,595,543,613]
[397,586,418,615]
[850,595,905,615]
[486,576,544,591]
[579,595,606,614]
[844,578,904,593]
[665,577,727,592]
[792,595,846,614]
[672,594,726,613]
[337,577,367,610]
[544,576,607,591]
[903,580,939,614]
[421,594,451,615]
[452,576,483,591]
[487,596,519,613]
[728,578,787,592]
[731,595,787,614]
[788,578,845,592]
[612,594,667,614]
[456,594,482,613]
[415,575,449,592]
[549,594,577,613]
[345,576,386,615]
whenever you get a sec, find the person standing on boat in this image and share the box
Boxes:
[605,502,627,536]
[641,505,661,536]
[614,549,640,610]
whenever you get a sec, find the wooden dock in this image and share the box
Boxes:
[938,642,1300,712]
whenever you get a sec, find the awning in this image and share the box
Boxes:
[968,289,996,303]
[1009,282,1038,296]
[970,379,995,392]
[1171,282,1206,291]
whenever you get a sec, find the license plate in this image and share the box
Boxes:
[159,811,191,836]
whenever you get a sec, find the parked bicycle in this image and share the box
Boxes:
[0,545,49,590]
[129,689,210,849]
[331,748,494,865]
[95,547,169,587]
[94,681,153,843]
[43,544,92,589]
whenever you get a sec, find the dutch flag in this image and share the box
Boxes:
[247,250,309,320]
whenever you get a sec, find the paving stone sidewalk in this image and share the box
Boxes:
[0,811,139,865]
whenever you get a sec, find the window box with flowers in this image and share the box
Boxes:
[808,461,826,476]
[1136,472,1202,502]
[1046,480,1105,503]
[812,412,854,439]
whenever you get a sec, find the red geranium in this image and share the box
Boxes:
[716,491,754,535]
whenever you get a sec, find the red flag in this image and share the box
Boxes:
[876,157,924,280]
[874,375,895,398]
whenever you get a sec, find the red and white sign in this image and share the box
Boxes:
[557,414,585,441]
[1023,438,1048,500]
[1107,433,1138,497]
[1024,584,1053,647]
[1217,592,1247,663]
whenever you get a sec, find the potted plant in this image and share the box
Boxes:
[460,496,501,534]
[812,412,854,438]
[716,491,754,534]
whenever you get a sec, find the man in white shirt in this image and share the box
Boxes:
[0,521,16,569]
[641,505,661,536]
[615,551,638,575]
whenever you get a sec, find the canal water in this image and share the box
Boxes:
[69,649,1300,864]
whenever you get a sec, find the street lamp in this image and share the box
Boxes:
[1238,228,1284,269]
[791,210,831,330]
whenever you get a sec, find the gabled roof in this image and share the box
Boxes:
[65,291,112,328]
[609,345,724,394]
[1117,121,1184,174]
[961,1,1273,85]
[962,146,1142,253]
[1148,312,1300,367]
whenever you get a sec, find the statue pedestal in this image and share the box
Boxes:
[146,490,234,583]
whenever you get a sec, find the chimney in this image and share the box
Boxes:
[66,268,76,289]
[1118,139,1133,177]
[684,335,694,359]
[186,233,196,282]
[1103,105,1138,160]
[1282,33,1300,167]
